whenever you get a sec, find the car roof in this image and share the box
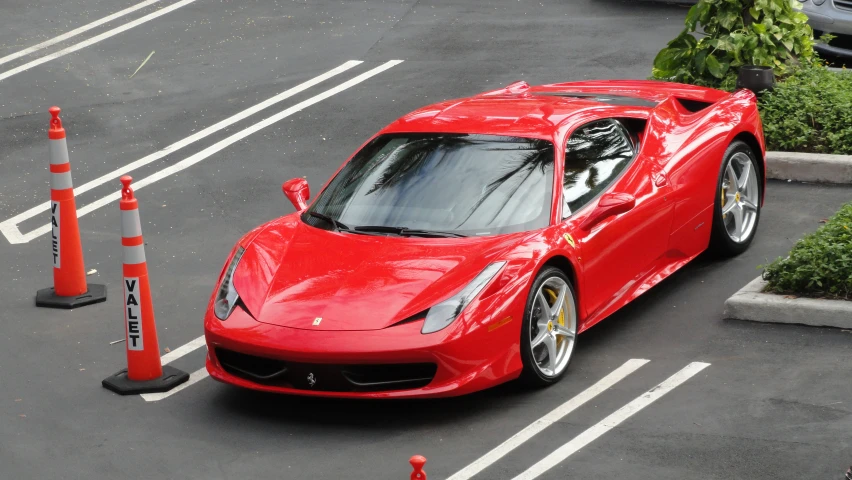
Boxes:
[381,80,729,140]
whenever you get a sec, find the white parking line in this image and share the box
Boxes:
[0,60,363,244]
[0,0,198,82]
[447,359,649,480]
[511,362,711,480]
[141,367,208,402]
[133,335,206,402]
[0,0,163,67]
[160,335,206,365]
[49,60,401,240]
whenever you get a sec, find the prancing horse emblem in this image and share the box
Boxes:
[307,373,316,387]
[312,317,322,326]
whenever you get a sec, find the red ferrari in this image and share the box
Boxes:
[204,79,765,398]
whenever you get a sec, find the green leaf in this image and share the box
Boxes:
[685,3,702,28]
[706,54,724,78]
[669,32,697,50]
[695,49,708,75]
[719,10,739,30]
[749,7,760,21]
[653,48,688,73]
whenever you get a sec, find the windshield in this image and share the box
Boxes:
[306,133,555,236]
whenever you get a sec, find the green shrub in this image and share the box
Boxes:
[759,65,852,154]
[652,0,816,90]
[763,201,852,300]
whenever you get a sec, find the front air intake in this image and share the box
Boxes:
[215,348,437,392]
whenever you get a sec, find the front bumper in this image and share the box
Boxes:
[204,305,522,399]
[803,2,852,59]
[815,42,852,59]
[804,1,852,35]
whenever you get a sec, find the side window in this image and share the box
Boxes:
[563,119,635,216]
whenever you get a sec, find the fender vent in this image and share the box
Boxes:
[675,98,714,113]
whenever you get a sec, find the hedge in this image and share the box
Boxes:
[763,201,852,300]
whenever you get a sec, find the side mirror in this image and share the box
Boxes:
[579,192,635,230]
[282,178,310,211]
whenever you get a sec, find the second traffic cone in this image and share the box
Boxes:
[36,106,107,309]
[102,176,189,395]
[410,456,427,480]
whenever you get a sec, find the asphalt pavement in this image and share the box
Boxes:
[1,1,851,479]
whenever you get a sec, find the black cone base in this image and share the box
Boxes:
[36,284,107,309]
[102,365,190,395]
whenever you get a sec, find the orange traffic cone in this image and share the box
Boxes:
[35,106,107,309]
[410,456,427,480]
[102,176,188,395]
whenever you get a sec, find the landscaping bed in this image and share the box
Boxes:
[759,66,852,155]
[725,200,852,329]
[763,201,852,301]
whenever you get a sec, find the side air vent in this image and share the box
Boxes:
[676,98,714,113]
[536,92,659,108]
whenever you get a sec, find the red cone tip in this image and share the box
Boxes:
[409,455,427,480]
[48,106,63,132]
[120,175,134,200]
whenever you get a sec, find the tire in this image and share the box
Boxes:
[520,267,578,387]
[709,141,762,257]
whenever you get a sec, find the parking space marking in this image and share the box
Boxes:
[5,60,403,243]
[136,335,206,402]
[0,0,163,67]
[141,367,208,402]
[160,335,205,365]
[0,60,363,244]
[447,359,650,480]
[511,362,711,480]
[0,0,198,82]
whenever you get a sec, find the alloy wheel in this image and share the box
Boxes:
[720,152,760,243]
[529,276,577,377]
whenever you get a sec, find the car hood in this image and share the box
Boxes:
[232,215,525,331]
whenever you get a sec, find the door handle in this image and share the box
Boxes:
[654,172,668,187]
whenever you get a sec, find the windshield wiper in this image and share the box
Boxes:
[307,211,351,232]
[354,225,467,238]
[306,212,388,236]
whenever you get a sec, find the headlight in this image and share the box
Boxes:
[421,261,506,334]
[214,246,245,320]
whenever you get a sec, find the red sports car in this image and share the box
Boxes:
[204,79,765,398]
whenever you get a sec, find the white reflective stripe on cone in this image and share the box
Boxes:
[49,138,70,165]
[123,244,146,265]
[50,171,73,190]
[121,209,142,237]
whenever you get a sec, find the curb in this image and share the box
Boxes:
[723,276,852,329]
[766,151,852,184]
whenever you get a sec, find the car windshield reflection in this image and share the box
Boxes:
[305,133,555,236]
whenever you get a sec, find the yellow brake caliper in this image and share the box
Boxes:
[544,288,567,346]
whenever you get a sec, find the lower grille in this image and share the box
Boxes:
[216,348,437,392]
[835,0,852,11]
